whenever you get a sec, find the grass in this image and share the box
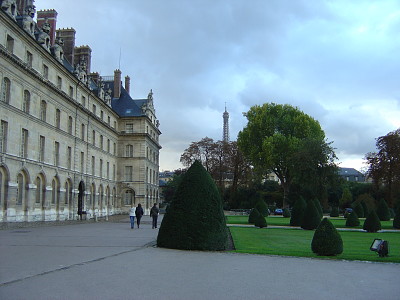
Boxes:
[229,226,400,263]
[226,215,396,229]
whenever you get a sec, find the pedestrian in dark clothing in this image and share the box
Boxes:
[150,203,159,229]
[135,203,144,228]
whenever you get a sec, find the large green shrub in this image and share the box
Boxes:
[248,208,260,224]
[311,218,343,256]
[157,161,227,250]
[361,200,369,217]
[363,210,382,233]
[313,198,323,219]
[393,207,400,229]
[301,200,321,230]
[329,206,339,217]
[255,200,269,217]
[254,214,267,228]
[345,211,360,227]
[376,199,391,221]
[352,202,364,218]
[290,197,307,226]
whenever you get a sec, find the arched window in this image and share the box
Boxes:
[51,178,58,204]
[124,190,134,206]
[125,144,133,157]
[40,100,47,121]
[23,90,30,113]
[2,77,11,103]
[16,173,25,205]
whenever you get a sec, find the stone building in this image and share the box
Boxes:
[0,0,161,222]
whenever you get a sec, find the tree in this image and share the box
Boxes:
[161,173,184,203]
[301,200,321,230]
[311,218,343,256]
[290,197,307,226]
[365,128,400,207]
[157,161,227,250]
[363,210,382,233]
[376,199,391,221]
[339,187,352,209]
[238,103,336,208]
[345,211,360,227]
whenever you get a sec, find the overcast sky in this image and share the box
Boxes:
[35,0,400,172]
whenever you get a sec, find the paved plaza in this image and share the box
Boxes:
[0,216,399,300]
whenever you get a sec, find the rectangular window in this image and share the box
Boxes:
[67,146,72,169]
[100,159,103,178]
[26,51,33,67]
[81,95,86,107]
[113,164,116,181]
[39,135,45,162]
[125,144,133,157]
[21,128,28,158]
[6,35,14,53]
[100,110,104,120]
[40,101,47,121]
[114,121,117,129]
[107,139,110,153]
[80,152,84,173]
[69,86,73,98]
[43,64,49,79]
[81,124,85,141]
[113,143,116,156]
[125,166,133,181]
[92,130,96,146]
[107,162,110,179]
[107,116,110,126]
[23,90,30,113]
[57,76,62,89]
[55,109,61,129]
[54,141,60,166]
[0,120,8,153]
[92,104,96,115]
[100,135,103,150]
[125,123,133,133]
[92,156,95,175]
[68,116,73,134]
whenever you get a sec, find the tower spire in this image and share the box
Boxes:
[223,103,229,142]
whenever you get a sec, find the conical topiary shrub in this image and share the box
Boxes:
[313,198,323,219]
[290,197,307,226]
[283,208,291,218]
[157,161,227,250]
[352,202,364,218]
[363,210,382,233]
[345,211,360,227]
[361,200,369,217]
[330,206,339,217]
[376,199,391,221]
[311,218,343,256]
[301,200,321,230]
[248,208,260,224]
[393,207,400,229]
[254,213,267,228]
[255,200,269,217]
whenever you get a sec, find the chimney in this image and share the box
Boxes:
[37,10,58,45]
[125,76,130,95]
[56,28,76,65]
[74,45,92,73]
[113,69,122,98]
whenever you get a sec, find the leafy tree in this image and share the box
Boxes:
[161,173,184,203]
[255,200,269,217]
[376,199,391,221]
[248,208,260,224]
[352,202,364,218]
[254,214,267,228]
[311,218,343,256]
[301,200,321,230]
[339,187,352,209]
[157,161,227,250]
[330,206,339,217]
[363,210,382,233]
[365,128,400,207]
[290,197,307,226]
[345,211,360,227]
[238,103,336,208]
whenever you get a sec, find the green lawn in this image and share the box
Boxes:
[226,215,396,229]
[229,227,400,263]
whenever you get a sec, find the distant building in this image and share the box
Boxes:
[223,105,229,142]
[0,0,161,222]
[338,168,365,182]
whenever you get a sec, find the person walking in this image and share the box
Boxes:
[135,203,144,228]
[129,206,136,229]
[150,203,159,229]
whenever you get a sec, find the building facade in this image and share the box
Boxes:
[0,0,161,222]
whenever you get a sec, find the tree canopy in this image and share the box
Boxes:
[238,103,337,207]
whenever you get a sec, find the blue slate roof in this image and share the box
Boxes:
[338,168,363,176]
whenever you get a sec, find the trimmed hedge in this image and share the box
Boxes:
[255,200,269,217]
[352,202,364,218]
[254,214,267,228]
[157,161,227,251]
[345,211,360,227]
[330,206,339,217]
[301,200,321,230]
[376,199,391,221]
[290,197,307,226]
[363,210,382,233]
[311,218,343,256]
[361,200,369,217]
[248,208,260,224]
